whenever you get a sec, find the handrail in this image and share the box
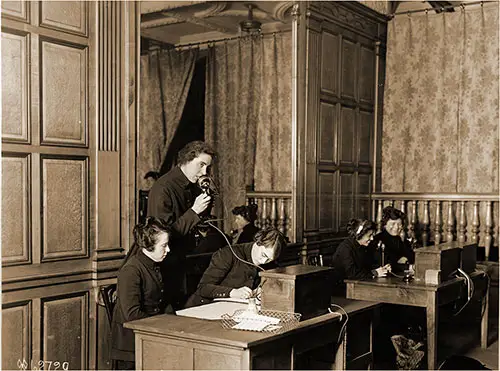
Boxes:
[372,193,499,201]
[246,190,292,198]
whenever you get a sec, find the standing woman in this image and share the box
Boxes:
[111,217,172,369]
[231,204,260,244]
[332,219,390,294]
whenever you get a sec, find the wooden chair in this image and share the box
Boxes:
[99,284,117,370]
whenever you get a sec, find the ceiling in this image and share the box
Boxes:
[140,1,483,46]
[140,1,295,46]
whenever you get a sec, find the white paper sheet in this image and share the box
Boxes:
[175,301,247,320]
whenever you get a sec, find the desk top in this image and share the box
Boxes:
[125,311,341,349]
[345,270,482,290]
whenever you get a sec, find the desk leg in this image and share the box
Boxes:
[481,281,490,348]
[426,292,438,370]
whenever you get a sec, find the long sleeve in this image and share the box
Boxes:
[117,265,149,322]
[339,247,373,280]
[197,248,237,299]
[148,186,200,237]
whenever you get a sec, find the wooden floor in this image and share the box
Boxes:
[464,341,499,370]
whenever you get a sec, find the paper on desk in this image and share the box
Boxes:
[175,301,247,320]
[233,312,280,325]
[213,297,249,304]
[232,320,269,331]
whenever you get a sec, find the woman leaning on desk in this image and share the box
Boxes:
[370,206,415,273]
[111,217,173,370]
[331,219,391,294]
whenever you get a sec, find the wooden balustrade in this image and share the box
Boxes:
[372,193,499,261]
[246,191,292,239]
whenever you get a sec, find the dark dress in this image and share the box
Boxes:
[111,250,173,362]
[331,237,378,295]
[235,223,260,244]
[185,243,275,307]
[371,230,415,272]
[147,166,202,308]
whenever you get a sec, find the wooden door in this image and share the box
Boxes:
[293,2,387,246]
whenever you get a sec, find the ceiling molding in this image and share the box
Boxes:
[272,1,294,22]
[193,2,228,18]
[163,10,233,34]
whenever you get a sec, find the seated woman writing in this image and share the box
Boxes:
[231,204,260,244]
[184,227,286,307]
[111,217,173,370]
[332,219,390,294]
[371,206,415,273]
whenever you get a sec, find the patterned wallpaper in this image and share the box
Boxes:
[381,5,499,193]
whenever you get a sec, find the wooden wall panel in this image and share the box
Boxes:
[359,45,375,104]
[42,157,87,260]
[40,40,87,146]
[339,173,355,229]
[2,301,31,370]
[340,106,356,164]
[358,173,371,219]
[341,38,357,100]
[358,110,373,165]
[319,172,336,230]
[305,28,320,232]
[2,30,30,143]
[40,1,87,36]
[320,31,339,95]
[2,154,31,265]
[42,292,88,370]
[1,1,29,22]
[319,102,337,163]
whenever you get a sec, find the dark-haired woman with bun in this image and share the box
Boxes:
[370,206,415,273]
[231,204,260,244]
[111,217,173,370]
[332,219,391,293]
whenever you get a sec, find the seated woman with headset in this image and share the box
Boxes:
[332,219,391,295]
[111,217,173,370]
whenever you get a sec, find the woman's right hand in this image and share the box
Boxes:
[230,286,253,299]
[375,264,391,277]
[192,193,211,214]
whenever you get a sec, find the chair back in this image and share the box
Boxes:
[100,284,117,326]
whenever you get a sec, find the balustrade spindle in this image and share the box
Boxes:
[270,198,277,230]
[471,201,480,245]
[484,201,492,260]
[457,201,466,244]
[376,200,383,233]
[446,201,455,242]
[434,201,442,245]
[399,200,406,240]
[408,200,417,240]
[261,198,268,228]
[278,198,286,234]
[422,201,430,247]
[255,198,262,228]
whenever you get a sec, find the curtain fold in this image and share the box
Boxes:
[205,33,292,229]
[382,5,499,193]
[138,48,198,190]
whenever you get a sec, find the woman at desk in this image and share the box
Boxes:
[111,217,173,370]
[371,206,415,273]
[332,219,390,293]
[231,204,260,244]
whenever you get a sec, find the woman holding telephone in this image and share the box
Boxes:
[332,219,391,293]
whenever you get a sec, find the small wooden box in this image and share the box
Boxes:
[414,244,461,282]
[260,264,334,320]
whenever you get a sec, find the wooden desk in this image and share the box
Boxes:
[345,271,488,370]
[125,311,342,370]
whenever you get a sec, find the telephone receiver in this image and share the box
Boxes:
[197,175,218,196]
